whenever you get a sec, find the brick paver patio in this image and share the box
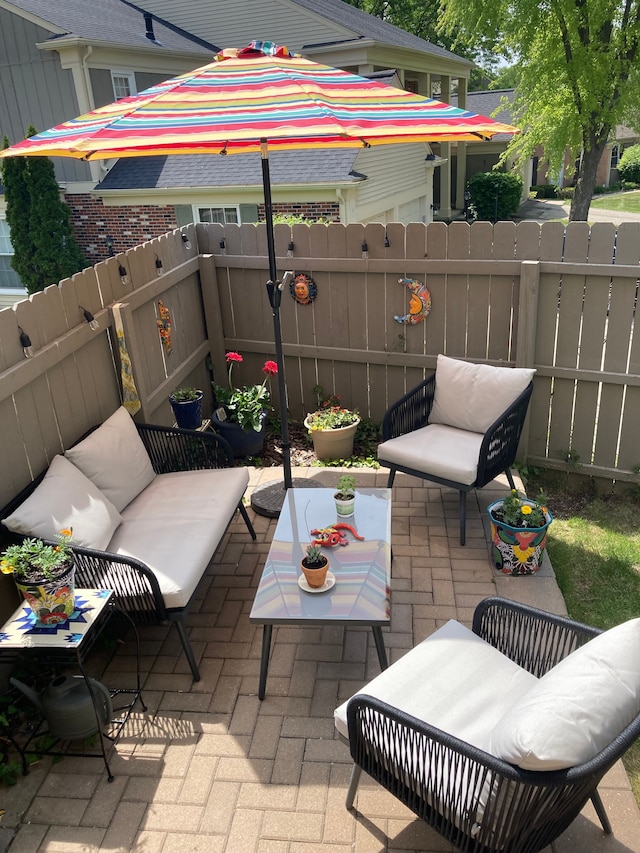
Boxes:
[2,467,639,853]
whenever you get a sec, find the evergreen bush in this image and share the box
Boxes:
[467,171,524,221]
[617,144,640,184]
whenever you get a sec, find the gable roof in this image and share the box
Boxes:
[97,150,364,192]
[451,89,516,141]
[294,0,471,64]
[3,0,218,54]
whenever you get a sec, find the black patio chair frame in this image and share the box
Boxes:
[380,375,533,544]
[346,597,640,853]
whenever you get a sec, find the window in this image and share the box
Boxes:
[197,206,240,225]
[111,71,136,100]
[611,144,621,169]
[0,218,23,290]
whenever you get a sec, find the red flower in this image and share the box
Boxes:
[225,351,243,363]
[263,360,278,376]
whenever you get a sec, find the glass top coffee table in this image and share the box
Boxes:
[250,487,392,698]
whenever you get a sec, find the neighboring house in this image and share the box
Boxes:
[0,0,483,303]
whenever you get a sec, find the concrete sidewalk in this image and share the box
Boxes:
[3,467,640,853]
[516,196,640,226]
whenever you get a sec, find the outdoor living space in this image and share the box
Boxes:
[1,465,638,853]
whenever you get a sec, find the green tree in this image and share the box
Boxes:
[1,127,86,294]
[439,0,640,221]
[617,143,640,183]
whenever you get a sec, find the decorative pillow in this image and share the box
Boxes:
[490,617,640,770]
[429,354,535,434]
[2,454,121,550]
[65,406,155,512]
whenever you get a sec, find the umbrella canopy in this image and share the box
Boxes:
[0,41,518,510]
[0,42,517,160]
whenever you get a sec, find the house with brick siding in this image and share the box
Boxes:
[0,0,477,303]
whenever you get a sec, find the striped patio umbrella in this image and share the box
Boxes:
[0,41,518,507]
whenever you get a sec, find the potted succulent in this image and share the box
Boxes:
[488,489,553,575]
[334,474,356,517]
[169,386,203,430]
[300,543,330,589]
[1,529,76,624]
[212,351,278,457]
[304,389,360,461]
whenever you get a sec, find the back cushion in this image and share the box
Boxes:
[65,406,155,512]
[429,354,535,433]
[2,454,121,550]
[490,617,640,770]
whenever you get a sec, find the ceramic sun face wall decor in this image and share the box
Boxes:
[290,273,317,305]
[394,276,431,325]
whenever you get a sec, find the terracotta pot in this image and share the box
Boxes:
[488,499,553,575]
[14,560,76,625]
[303,417,360,461]
[300,556,329,589]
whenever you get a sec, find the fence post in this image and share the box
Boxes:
[516,260,540,464]
[198,254,227,386]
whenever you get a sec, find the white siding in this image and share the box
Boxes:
[140,0,354,51]
[353,143,432,223]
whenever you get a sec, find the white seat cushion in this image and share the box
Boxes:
[377,423,484,486]
[106,466,249,609]
[65,406,156,512]
[2,454,121,550]
[429,355,535,434]
[490,616,640,770]
[334,619,537,748]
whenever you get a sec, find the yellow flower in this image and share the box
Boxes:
[0,560,14,575]
[59,528,73,537]
[521,505,533,515]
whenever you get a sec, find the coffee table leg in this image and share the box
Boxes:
[258,624,273,700]
[372,626,388,670]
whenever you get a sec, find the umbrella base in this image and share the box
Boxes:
[251,478,323,518]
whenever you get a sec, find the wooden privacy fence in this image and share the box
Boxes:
[1,219,639,514]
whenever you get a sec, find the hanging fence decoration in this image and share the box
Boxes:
[394,276,431,325]
[290,273,317,305]
[157,300,172,354]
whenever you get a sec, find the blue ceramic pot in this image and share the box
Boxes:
[211,410,266,458]
[170,391,203,430]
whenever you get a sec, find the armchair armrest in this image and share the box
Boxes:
[136,423,234,473]
[472,597,599,677]
[382,374,436,441]
[475,381,533,487]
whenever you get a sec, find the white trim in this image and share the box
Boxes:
[194,204,241,225]
[110,70,137,100]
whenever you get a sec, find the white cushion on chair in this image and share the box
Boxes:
[490,616,640,770]
[334,619,537,748]
[65,406,155,512]
[377,423,484,486]
[429,355,534,434]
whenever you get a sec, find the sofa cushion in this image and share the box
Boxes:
[429,355,535,434]
[334,619,537,747]
[106,466,250,609]
[65,406,155,512]
[490,616,640,770]
[377,423,484,485]
[2,454,121,550]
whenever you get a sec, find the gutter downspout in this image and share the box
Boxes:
[77,46,103,182]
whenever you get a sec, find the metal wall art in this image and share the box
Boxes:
[394,276,431,325]
[290,273,317,305]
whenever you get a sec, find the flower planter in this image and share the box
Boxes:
[304,417,360,461]
[300,556,329,589]
[14,561,76,625]
[488,499,553,575]
[211,409,266,458]
[170,391,203,430]
[334,494,356,518]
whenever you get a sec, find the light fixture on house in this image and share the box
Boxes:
[181,233,192,249]
[361,240,368,260]
[219,238,226,253]
[431,203,440,217]
[118,264,130,286]
[18,326,33,358]
[105,235,115,257]
[384,230,391,248]
[79,306,99,331]
[287,241,294,258]
[155,254,163,276]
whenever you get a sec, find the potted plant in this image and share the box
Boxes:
[1,529,76,624]
[303,389,360,461]
[488,489,553,575]
[212,351,278,457]
[300,543,330,589]
[169,386,203,430]
[334,474,356,517]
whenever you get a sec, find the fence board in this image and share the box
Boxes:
[466,222,491,359]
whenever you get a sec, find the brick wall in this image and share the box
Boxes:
[68,194,178,261]
[261,202,341,221]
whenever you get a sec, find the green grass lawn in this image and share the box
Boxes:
[590,189,640,213]
[535,487,640,804]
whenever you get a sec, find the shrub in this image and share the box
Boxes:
[557,187,575,200]
[531,184,558,199]
[617,144,640,184]
[467,171,524,221]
